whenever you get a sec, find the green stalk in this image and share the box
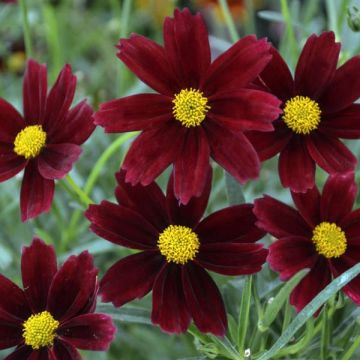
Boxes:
[325,0,340,40]
[19,0,33,58]
[64,175,93,206]
[320,305,330,360]
[340,334,360,360]
[281,300,292,333]
[218,0,240,43]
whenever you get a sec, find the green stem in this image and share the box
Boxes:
[320,305,329,360]
[19,0,33,58]
[281,300,292,333]
[218,0,240,43]
[325,0,340,40]
[340,333,360,360]
[64,175,93,206]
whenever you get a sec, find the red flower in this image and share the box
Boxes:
[94,8,281,205]
[0,238,116,359]
[0,59,95,221]
[247,32,360,192]
[85,170,267,336]
[254,172,360,313]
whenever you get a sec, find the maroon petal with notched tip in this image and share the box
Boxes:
[0,99,24,143]
[47,251,97,322]
[23,59,47,125]
[100,251,164,307]
[254,195,311,238]
[152,264,191,334]
[320,172,356,223]
[94,94,172,133]
[290,257,331,313]
[58,314,116,351]
[21,238,57,313]
[5,345,33,360]
[86,202,159,250]
[306,132,357,174]
[53,339,81,360]
[279,135,316,192]
[182,263,226,336]
[196,204,264,244]
[196,243,267,275]
[268,236,318,281]
[20,161,54,222]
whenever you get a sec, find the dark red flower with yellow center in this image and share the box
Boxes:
[254,172,360,313]
[94,8,281,205]
[85,170,268,336]
[0,59,95,221]
[247,31,360,192]
[0,238,116,359]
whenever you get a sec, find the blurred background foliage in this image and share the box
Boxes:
[0,0,360,359]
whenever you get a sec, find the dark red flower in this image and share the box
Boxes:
[0,59,95,221]
[254,172,360,313]
[85,170,267,336]
[247,32,360,192]
[0,238,116,359]
[94,8,281,205]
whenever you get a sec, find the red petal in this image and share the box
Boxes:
[295,32,340,99]
[268,236,318,281]
[151,264,191,334]
[20,161,54,221]
[53,339,81,360]
[254,195,311,238]
[182,263,226,336]
[100,251,163,307]
[0,99,24,143]
[279,136,315,192]
[86,202,159,250]
[306,132,357,174]
[341,208,360,240]
[23,59,47,125]
[4,346,33,360]
[21,238,57,313]
[0,149,27,182]
[0,324,23,350]
[196,204,264,244]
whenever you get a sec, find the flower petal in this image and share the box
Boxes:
[20,161,54,221]
[0,324,23,350]
[182,263,226,336]
[23,59,47,125]
[268,236,318,281]
[0,149,27,182]
[254,195,311,238]
[341,208,360,240]
[306,132,357,174]
[100,251,164,307]
[196,204,264,244]
[151,264,191,334]
[21,238,57,313]
[294,32,340,99]
[86,201,159,250]
[0,99,24,143]
[53,339,81,360]
[4,345,33,360]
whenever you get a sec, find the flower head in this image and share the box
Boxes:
[0,238,116,359]
[254,172,360,313]
[85,170,267,336]
[247,31,360,192]
[94,8,281,205]
[0,59,95,221]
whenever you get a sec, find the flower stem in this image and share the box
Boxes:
[340,333,360,360]
[19,0,33,58]
[64,175,93,206]
[219,0,240,43]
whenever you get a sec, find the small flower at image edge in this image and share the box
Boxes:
[85,170,268,336]
[0,238,116,359]
[247,31,360,193]
[0,59,95,221]
[254,172,360,314]
[94,8,281,205]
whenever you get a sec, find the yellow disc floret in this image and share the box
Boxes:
[158,225,200,264]
[312,222,347,258]
[23,311,59,350]
[172,88,210,127]
[14,125,47,159]
[282,96,321,135]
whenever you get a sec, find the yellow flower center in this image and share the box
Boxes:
[158,225,200,264]
[172,88,210,127]
[312,222,347,258]
[14,125,47,159]
[282,96,321,135]
[23,311,59,350]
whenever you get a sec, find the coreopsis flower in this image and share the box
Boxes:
[247,32,360,192]
[94,8,281,205]
[0,238,116,359]
[0,59,95,221]
[85,170,267,336]
[254,172,360,313]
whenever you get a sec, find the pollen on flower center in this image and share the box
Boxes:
[172,88,210,127]
[14,125,47,159]
[23,311,59,350]
[158,225,200,264]
[282,96,321,135]
[312,222,347,258]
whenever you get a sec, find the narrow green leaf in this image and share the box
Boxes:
[238,276,253,354]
